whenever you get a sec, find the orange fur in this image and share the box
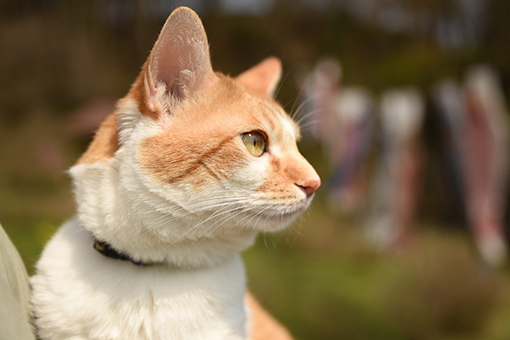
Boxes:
[246,293,294,340]
[236,57,283,97]
[138,76,253,188]
[129,60,159,119]
[76,113,119,165]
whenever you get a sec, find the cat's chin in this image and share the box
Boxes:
[238,197,313,232]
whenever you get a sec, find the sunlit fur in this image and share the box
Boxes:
[31,7,319,340]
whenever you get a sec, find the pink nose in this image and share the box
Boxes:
[295,175,321,198]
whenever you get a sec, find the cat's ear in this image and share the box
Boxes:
[235,57,282,97]
[144,7,218,113]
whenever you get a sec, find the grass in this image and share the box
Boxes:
[243,222,510,340]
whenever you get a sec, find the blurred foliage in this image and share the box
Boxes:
[2,0,510,339]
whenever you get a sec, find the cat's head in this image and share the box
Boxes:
[70,7,320,265]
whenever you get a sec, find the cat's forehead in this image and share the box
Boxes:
[254,102,300,145]
[168,76,300,140]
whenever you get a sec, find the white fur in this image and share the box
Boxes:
[279,113,298,141]
[31,218,248,340]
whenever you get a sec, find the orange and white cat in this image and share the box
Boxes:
[30,7,320,340]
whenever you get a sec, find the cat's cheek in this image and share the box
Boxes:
[232,155,269,190]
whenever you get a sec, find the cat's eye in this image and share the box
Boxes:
[242,132,266,157]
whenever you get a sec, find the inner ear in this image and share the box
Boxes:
[236,57,282,97]
[145,7,218,113]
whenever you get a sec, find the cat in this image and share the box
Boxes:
[30,6,320,340]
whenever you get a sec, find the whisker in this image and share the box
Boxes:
[291,92,322,121]
[186,208,248,251]
[274,64,295,100]
[189,202,278,253]
[297,119,323,133]
[289,76,314,119]
[151,195,256,216]
[161,203,242,244]
[294,107,326,127]
[153,199,259,256]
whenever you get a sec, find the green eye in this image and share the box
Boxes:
[242,132,266,157]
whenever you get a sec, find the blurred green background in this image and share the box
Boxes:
[2,0,510,339]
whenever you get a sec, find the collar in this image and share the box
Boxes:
[93,238,160,266]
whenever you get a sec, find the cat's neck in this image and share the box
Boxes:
[69,159,257,269]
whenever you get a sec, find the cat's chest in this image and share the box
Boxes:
[83,288,247,340]
[86,285,247,340]
[31,220,248,340]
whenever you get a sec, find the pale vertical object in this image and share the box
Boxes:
[366,88,425,251]
[329,87,374,212]
[461,65,509,266]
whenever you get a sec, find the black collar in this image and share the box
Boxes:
[93,238,158,266]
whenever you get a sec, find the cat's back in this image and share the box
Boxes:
[31,218,248,340]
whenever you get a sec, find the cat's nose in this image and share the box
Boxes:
[295,175,321,198]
